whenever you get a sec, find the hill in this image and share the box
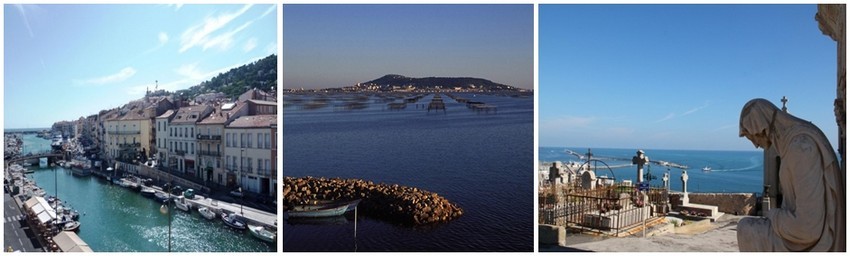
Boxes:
[176,54,277,99]
[362,74,519,91]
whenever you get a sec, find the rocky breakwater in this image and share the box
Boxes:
[283,176,463,225]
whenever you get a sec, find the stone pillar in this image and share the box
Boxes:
[763,146,780,209]
[816,4,846,168]
[681,170,689,205]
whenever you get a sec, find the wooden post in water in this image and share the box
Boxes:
[354,205,358,238]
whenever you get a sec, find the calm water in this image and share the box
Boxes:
[540,147,764,193]
[20,134,274,252]
[283,93,534,251]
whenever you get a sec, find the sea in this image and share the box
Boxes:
[16,134,274,252]
[539,147,765,193]
[282,93,534,252]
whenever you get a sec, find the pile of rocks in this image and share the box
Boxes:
[283,176,463,225]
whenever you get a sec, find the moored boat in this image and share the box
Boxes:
[198,207,216,220]
[154,191,171,203]
[140,187,156,197]
[221,212,247,230]
[174,196,190,212]
[62,221,80,232]
[247,224,276,243]
[287,199,361,218]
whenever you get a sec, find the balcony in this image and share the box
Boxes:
[256,168,272,176]
[196,134,222,141]
[108,130,141,135]
[199,150,221,157]
[118,143,141,149]
[174,150,187,156]
[225,164,238,173]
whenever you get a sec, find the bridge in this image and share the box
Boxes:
[6,152,65,166]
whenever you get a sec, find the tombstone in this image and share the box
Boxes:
[581,171,597,190]
[681,170,689,205]
[548,162,562,185]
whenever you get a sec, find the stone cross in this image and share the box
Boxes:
[662,171,669,190]
[632,150,649,184]
[781,96,788,112]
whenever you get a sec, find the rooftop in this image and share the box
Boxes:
[227,115,276,128]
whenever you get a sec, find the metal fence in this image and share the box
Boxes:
[539,182,668,236]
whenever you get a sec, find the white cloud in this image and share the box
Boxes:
[264,42,277,55]
[656,102,710,123]
[175,63,205,80]
[179,4,253,53]
[542,115,596,130]
[168,4,183,11]
[260,5,276,19]
[655,113,676,123]
[14,4,35,38]
[243,37,258,52]
[75,67,137,85]
[159,32,169,44]
[201,21,253,51]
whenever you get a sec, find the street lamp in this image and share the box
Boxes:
[240,149,244,216]
[159,184,172,252]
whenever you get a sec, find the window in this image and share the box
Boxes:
[225,133,230,147]
[265,159,271,172]
[257,133,262,149]
[190,143,194,154]
[184,127,188,138]
[191,127,194,137]
[265,133,270,149]
[248,134,252,148]
[247,157,252,172]
[257,159,262,172]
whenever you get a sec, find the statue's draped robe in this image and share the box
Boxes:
[738,123,845,251]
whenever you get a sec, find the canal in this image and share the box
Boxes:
[22,134,274,252]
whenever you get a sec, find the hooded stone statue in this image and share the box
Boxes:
[737,98,845,252]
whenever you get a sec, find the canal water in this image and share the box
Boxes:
[283,93,534,251]
[20,134,274,252]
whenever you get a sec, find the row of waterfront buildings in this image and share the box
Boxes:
[54,88,277,197]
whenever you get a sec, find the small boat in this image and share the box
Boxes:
[247,224,276,243]
[287,199,361,218]
[174,196,190,212]
[140,187,156,197]
[702,166,712,172]
[198,207,216,220]
[221,212,247,230]
[154,191,171,203]
[62,221,80,232]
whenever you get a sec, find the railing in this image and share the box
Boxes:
[196,134,222,141]
[198,150,221,157]
[174,150,187,156]
[225,164,238,173]
[108,130,141,135]
[256,167,272,176]
[119,143,141,149]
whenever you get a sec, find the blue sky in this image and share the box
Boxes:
[540,4,840,151]
[283,4,533,90]
[5,4,277,129]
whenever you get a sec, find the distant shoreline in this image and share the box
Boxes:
[4,128,50,133]
[539,146,761,153]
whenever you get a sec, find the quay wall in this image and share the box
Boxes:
[283,176,463,225]
[670,192,757,216]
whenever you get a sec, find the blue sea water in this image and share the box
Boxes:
[283,93,533,252]
[540,147,765,193]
